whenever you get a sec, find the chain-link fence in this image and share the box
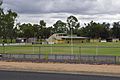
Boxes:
[0,45,120,64]
[0,53,120,64]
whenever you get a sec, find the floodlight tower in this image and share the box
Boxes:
[70,23,73,54]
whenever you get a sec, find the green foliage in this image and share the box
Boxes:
[53,20,67,33]
[67,15,80,34]
[0,3,17,43]
[39,20,46,28]
[39,20,47,39]
[18,23,35,38]
[78,21,111,39]
[112,22,120,38]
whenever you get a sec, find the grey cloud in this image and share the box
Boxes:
[3,0,98,14]
[3,0,120,15]
[3,0,120,27]
[17,13,120,27]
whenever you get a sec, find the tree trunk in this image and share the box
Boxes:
[10,38,13,43]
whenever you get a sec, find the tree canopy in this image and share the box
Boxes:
[67,15,80,35]
[53,20,67,33]
[0,2,17,42]
[0,1,120,43]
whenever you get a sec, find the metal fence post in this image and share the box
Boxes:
[79,46,82,56]
[33,46,35,54]
[115,56,118,64]
[24,54,26,59]
[39,46,41,54]
[79,47,81,55]
[55,54,56,60]
[3,43,5,54]
[23,54,25,60]
[39,54,40,60]
[96,45,98,55]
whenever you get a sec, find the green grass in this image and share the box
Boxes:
[0,42,120,56]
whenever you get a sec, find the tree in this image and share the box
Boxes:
[39,20,46,29]
[79,21,110,39]
[100,22,110,39]
[19,23,35,39]
[33,24,40,40]
[53,20,67,33]
[12,26,19,39]
[0,2,2,14]
[67,15,80,35]
[0,1,17,43]
[5,10,17,42]
[0,0,3,39]
[112,22,120,38]
[81,21,100,38]
[39,20,46,39]
[40,27,52,39]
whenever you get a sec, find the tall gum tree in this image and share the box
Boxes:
[67,15,80,35]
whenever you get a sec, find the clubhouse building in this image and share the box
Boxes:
[47,33,90,44]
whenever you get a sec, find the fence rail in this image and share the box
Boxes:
[0,53,120,64]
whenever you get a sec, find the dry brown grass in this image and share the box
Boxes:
[0,61,120,75]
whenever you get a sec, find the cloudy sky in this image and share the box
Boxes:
[2,0,120,27]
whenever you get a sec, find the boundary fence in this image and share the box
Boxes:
[0,46,120,55]
[0,46,120,64]
[1,53,120,64]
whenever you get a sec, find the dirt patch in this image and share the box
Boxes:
[0,61,120,75]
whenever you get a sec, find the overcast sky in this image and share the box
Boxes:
[2,0,120,27]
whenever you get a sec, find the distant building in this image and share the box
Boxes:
[47,33,90,44]
[16,38,26,43]
[27,38,37,43]
[106,38,119,42]
[100,38,119,42]
[16,38,37,43]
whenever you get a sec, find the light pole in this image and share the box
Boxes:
[96,45,98,55]
[2,37,5,54]
[70,25,73,55]
[50,30,53,54]
[32,33,35,54]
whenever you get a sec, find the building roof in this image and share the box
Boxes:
[61,36,89,39]
[54,33,66,34]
